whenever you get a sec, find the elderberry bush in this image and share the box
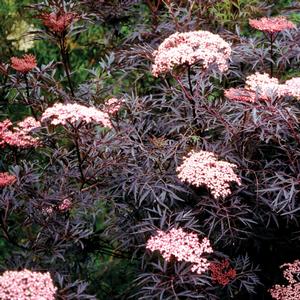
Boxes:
[0,1,300,299]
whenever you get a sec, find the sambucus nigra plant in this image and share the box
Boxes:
[1,0,300,299]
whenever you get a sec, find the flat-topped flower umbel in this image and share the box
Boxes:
[146,227,213,274]
[152,30,231,77]
[103,97,124,115]
[249,16,295,34]
[245,72,281,98]
[269,259,300,300]
[41,103,112,128]
[0,269,57,300]
[249,17,295,77]
[0,172,16,188]
[11,54,37,73]
[17,117,41,133]
[0,119,40,148]
[280,77,300,100]
[224,88,263,103]
[177,150,241,199]
[225,73,300,102]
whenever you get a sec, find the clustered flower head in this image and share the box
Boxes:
[103,97,124,115]
[146,227,213,274]
[152,30,231,77]
[249,16,296,34]
[246,72,280,97]
[280,77,300,99]
[39,11,77,33]
[177,150,241,199]
[0,172,17,188]
[0,119,40,148]
[58,198,72,212]
[269,259,300,300]
[225,73,300,102]
[224,88,261,103]
[17,117,41,133]
[11,54,37,73]
[42,206,54,216]
[0,269,57,300]
[41,103,112,128]
[209,259,237,286]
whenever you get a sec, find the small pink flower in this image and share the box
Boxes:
[39,11,77,33]
[146,227,213,274]
[0,269,57,300]
[0,172,16,188]
[177,150,241,199]
[249,16,295,34]
[152,31,231,76]
[42,206,54,216]
[58,198,72,212]
[11,54,37,73]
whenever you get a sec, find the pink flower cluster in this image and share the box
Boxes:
[249,16,295,34]
[0,172,16,188]
[103,97,124,115]
[0,119,40,148]
[246,72,280,97]
[17,117,41,133]
[225,73,300,102]
[58,198,72,212]
[224,88,261,103]
[269,260,300,300]
[0,269,57,300]
[177,150,241,199]
[280,77,300,99]
[42,206,54,216]
[146,227,213,274]
[152,30,231,77]
[11,54,37,73]
[41,103,112,128]
[40,11,77,33]
[247,73,300,100]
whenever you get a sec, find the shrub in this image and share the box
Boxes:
[1,1,300,299]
